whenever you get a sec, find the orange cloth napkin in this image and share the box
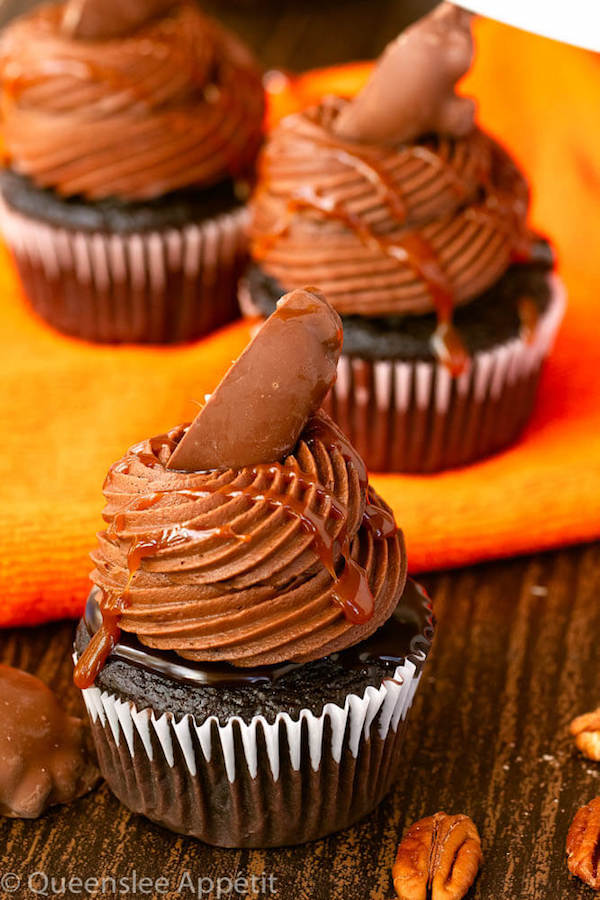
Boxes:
[1,19,599,627]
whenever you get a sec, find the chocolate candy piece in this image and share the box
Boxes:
[334,2,475,145]
[167,288,343,471]
[62,0,176,40]
[0,665,99,818]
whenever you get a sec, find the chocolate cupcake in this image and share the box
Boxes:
[242,4,565,472]
[73,287,434,847]
[0,0,264,343]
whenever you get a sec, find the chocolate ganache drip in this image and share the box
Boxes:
[249,6,537,374]
[0,1,264,200]
[74,290,406,688]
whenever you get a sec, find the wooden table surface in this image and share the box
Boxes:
[1,2,598,898]
[2,544,600,899]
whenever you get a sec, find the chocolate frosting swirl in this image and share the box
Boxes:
[83,411,406,674]
[249,97,532,322]
[0,1,264,200]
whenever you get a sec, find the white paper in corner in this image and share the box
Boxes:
[456,0,600,53]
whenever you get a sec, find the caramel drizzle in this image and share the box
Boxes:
[74,422,397,689]
[73,604,121,690]
[288,184,469,376]
[257,115,539,374]
[73,515,249,691]
[329,146,408,221]
[517,296,540,344]
[257,136,471,374]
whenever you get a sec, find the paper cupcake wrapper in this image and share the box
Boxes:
[76,598,432,847]
[324,275,566,472]
[242,275,565,472]
[0,198,248,343]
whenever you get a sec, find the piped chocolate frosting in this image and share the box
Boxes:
[74,290,407,688]
[0,665,98,818]
[0,1,264,201]
[248,6,540,374]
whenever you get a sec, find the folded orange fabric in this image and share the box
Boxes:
[1,19,599,627]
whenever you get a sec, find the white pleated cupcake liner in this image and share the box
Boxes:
[80,651,424,784]
[0,197,249,343]
[332,274,565,413]
[327,275,566,471]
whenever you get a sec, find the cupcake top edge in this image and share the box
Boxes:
[75,577,433,724]
[73,288,407,688]
[0,0,265,201]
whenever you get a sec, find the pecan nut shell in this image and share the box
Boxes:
[570,708,600,761]
[392,811,482,900]
[566,797,600,889]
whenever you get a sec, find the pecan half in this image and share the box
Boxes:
[392,812,482,900]
[566,797,600,889]
[570,708,600,761]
